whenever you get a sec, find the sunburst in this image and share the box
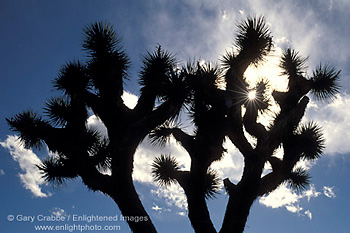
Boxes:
[248,90,256,100]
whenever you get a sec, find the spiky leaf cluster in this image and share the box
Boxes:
[139,46,176,94]
[53,61,89,96]
[287,167,311,193]
[83,22,129,97]
[89,138,111,171]
[296,122,325,160]
[6,111,50,149]
[44,96,72,127]
[221,50,237,70]
[204,169,221,199]
[82,128,104,153]
[280,49,308,77]
[37,156,78,186]
[183,62,226,129]
[152,154,180,186]
[235,16,273,65]
[310,63,341,101]
[83,22,121,56]
[149,124,174,148]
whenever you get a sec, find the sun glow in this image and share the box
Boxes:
[244,48,289,92]
[242,48,289,127]
[248,91,256,100]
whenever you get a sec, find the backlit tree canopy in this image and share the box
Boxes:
[7,16,340,233]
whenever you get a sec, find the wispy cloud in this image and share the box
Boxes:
[0,135,51,198]
[323,186,336,198]
[304,210,312,220]
[0,169,5,175]
[151,203,171,214]
[50,207,67,217]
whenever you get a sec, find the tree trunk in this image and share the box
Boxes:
[184,161,217,233]
[219,190,256,233]
[111,176,157,233]
[186,191,217,233]
[109,143,157,233]
[220,156,263,233]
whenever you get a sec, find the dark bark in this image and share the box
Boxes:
[110,143,157,233]
[219,190,256,233]
[186,190,217,233]
[111,175,157,233]
[184,162,217,233]
[220,154,264,233]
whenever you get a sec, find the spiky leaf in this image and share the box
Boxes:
[280,49,308,77]
[310,63,341,101]
[235,16,273,65]
[149,125,173,148]
[83,22,120,56]
[204,169,221,199]
[37,156,78,186]
[6,111,51,149]
[44,96,71,126]
[53,61,89,96]
[83,22,129,98]
[297,122,325,160]
[221,50,237,69]
[152,154,180,186]
[287,167,311,192]
[89,138,111,171]
[139,46,176,93]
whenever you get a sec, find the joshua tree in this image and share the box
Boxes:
[150,16,340,233]
[6,22,189,233]
[7,16,340,233]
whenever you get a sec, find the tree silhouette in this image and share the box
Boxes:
[7,22,188,233]
[150,16,340,233]
[7,17,340,233]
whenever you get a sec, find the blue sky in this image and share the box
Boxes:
[1,0,349,232]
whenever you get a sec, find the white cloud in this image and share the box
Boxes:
[122,91,138,109]
[151,204,162,212]
[323,186,336,198]
[305,210,312,220]
[87,115,108,137]
[286,205,303,214]
[259,184,300,209]
[151,203,171,214]
[304,184,322,202]
[0,135,51,198]
[305,94,350,156]
[50,207,67,217]
[221,10,229,20]
[210,137,244,183]
[0,169,5,175]
[177,211,186,216]
[259,184,320,218]
[151,184,187,210]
